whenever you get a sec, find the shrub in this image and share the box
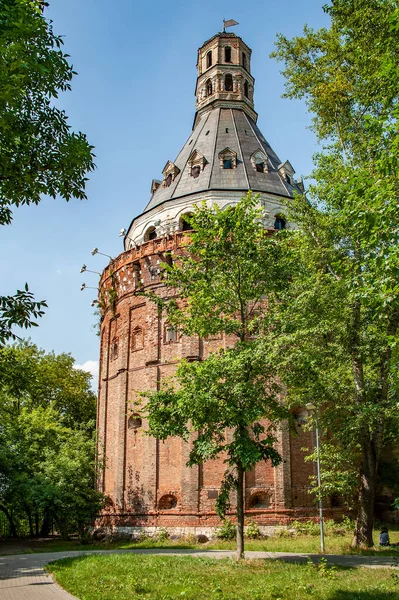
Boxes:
[291,520,320,536]
[324,517,354,536]
[246,519,261,539]
[184,533,198,545]
[215,518,236,540]
[276,528,295,538]
[156,527,169,542]
[291,517,355,537]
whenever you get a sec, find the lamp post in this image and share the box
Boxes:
[91,247,113,260]
[80,264,101,275]
[80,283,98,292]
[305,402,325,553]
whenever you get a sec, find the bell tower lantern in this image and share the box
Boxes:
[195,32,257,125]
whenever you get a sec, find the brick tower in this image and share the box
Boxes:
[97,32,319,535]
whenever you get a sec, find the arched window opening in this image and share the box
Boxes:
[244,80,249,98]
[249,492,270,509]
[274,216,286,231]
[242,52,247,70]
[224,46,231,62]
[181,213,194,231]
[191,165,201,179]
[145,226,157,241]
[165,173,173,187]
[292,407,308,428]
[256,162,265,173]
[128,414,142,429]
[158,494,177,510]
[206,50,212,68]
[224,73,233,92]
[206,79,212,97]
[331,494,344,508]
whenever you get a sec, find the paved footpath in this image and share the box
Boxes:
[0,548,398,600]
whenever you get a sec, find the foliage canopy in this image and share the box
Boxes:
[271,0,399,547]
[0,342,103,538]
[0,0,95,343]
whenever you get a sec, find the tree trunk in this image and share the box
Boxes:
[353,439,378,547]
[24,503,34,537]
[0,504,17,538]
[236,463,245,560]
[40,510,50,536]
[351,309,397,548]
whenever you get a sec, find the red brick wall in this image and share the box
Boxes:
[97,234,322,526]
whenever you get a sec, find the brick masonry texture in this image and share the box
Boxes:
[96,234,344,530]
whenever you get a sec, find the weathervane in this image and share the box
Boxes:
[223,19,239,32]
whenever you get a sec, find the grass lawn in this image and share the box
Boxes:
[48,554,399,600]
[3,528,399,556]
[212,529,399,555]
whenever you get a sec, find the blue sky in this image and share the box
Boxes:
[1,0,329,385]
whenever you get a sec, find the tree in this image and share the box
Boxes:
[0,0,95,342]
[0,343,103,537]
[271,0,399,547]
[143,194,287,559]
[0,284,47,345]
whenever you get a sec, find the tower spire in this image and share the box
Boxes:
[195,32,256,125]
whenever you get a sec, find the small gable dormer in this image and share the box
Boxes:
[162,161,180,187]
[151,179,161,195]
[218,147,237,170]
[250,149,268,173]
[188,149,207,178]
[278,160,295,185]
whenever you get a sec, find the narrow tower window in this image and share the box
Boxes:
[165,173,172,187]
[224,46,231,62]
[131,326,144,351]
[110,337,118,361]
[224,74,233,92]
[206,79,213,96]
[165,324,178,343]
[274,216,286,230]
[242,52,247,70]
[223,159,233,169]
[244,80,249,98]
[206,50,212,68]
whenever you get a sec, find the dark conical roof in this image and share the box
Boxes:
[144,108,300,213]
